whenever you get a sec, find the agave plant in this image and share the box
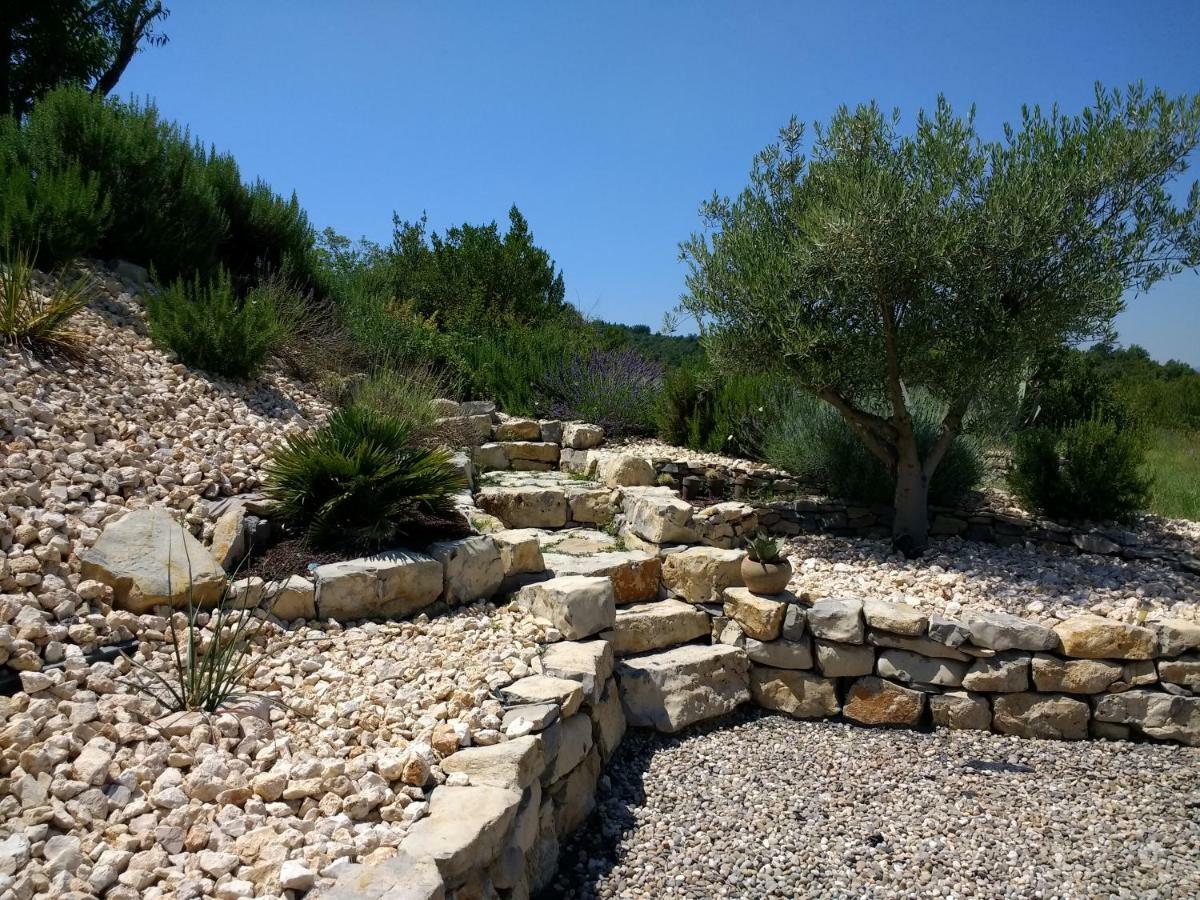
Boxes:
[746,532,785,564]
[0,245,93,356]
[264,406,467,550]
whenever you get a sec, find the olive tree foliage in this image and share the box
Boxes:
[0,0,169,119]
[679,84,1200,554]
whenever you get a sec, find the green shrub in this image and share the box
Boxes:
[655,363,703,445]
[764,391,984,506]
[654,364,774,457]
[1,245,93,355]
[145,268,287,378]
[1009,417,1150,522]
[457,317,592,414]
[352,366,473,448]
[339,282,469,378]
[4,87,320,288]
[0,114,110,267]
[264,407,467,550]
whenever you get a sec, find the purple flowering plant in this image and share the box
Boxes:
[537,347,663,437]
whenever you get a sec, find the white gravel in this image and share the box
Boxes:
[550,710,1200,900]
[785,532,1200,624]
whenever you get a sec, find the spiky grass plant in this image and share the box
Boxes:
[264,406,468,551]
[0,245,92,356]
[125,541,283,714]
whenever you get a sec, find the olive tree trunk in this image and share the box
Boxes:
[891,435,930,558]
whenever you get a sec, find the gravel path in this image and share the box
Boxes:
[549,710,1200,899]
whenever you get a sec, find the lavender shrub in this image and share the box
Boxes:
[538,347,663,436]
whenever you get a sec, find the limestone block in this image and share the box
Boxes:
[495,419,542,442]
[843,677,925,727]
[439,736,543,792]
[617,644,750,733]
[867,629,971,661]
[661,547,745,604]
[992,693,1089,740]
[473,443,510,472]
[542,550,661,604]
[960,651,1031,692]
[492,529,545,577]
[722,587,786,641]
[549,747,601,836]
[562,422,604,450]
[540,640,615,704]
[623,487,699,544]
[862,598,928,636]
[266,575,316,620]
[539,420,564,444]
[78,508,226,612]
[427,535,504,605]
[400,785,521,883]
[1093,690,1199,745]
[518,575,616,640]
[1158,656,1200,690]
[744,636,813,670]
[567,487,621,526]
[499,442,560,464]
[548,714,594,783]
[611,600,710,656]
[807,598,865,644]
[750,666,838,718]
[501,675,585,718]
[876,649,968,687]
[1030,654,1123,694]
[209,504,246,571]
[963,611,1058,652]
[477,486,569,529]
[589,677,626,763]
[598,453,655,487]
[318,849,445,900]
[929,691,991,730]
[814,640,875,677]
[1053,615,1157,660]
[1150,619,1200,657]
[693,502,759,549]
[315,550,443,621]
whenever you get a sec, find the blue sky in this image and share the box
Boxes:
[119,1,1200,364]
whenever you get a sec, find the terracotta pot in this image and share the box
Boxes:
[740,556,792,595]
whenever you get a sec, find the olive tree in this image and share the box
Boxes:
[680,84,1200,554]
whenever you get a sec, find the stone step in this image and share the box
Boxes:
[516,576,616,640]
[542,549,662,603]
[616,643,750,733]
[611,600,710,657]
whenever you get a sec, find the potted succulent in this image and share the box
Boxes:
[741,532,792,595]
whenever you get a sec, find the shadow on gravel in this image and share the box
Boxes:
[539,707,777,900]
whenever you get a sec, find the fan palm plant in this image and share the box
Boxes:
[265,406,467,551]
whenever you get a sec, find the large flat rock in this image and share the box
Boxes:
[78,508,226,612]
[622,486,698,543]
[315,550,443,621]
[518,575,616,640]
[661,547,745,604]
[399,785,521,883]
[612,600,710,656]
[542,548,661,603]
[476,486,568,529]
[617,643,750,733]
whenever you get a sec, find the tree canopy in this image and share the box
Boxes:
[1,1,170,120]
[680,83,1200,552]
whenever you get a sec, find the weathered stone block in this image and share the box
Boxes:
[750,666,839,718]
[624,487,699,544]
[1030,654,1123,694]
[1158,656,1200,690]
[78,508,226,612]
[964,611,1058,652]
[492,529,545,577]
[843,677,925,727]
[807,598,865,644]
[400,785,521,883]
[477,486,569,529]
[661,547,745,604]
[929,691,991,730]
[316,550,443,621]
[876,649,968,687]
[589,677,626,763]
[439,736,543,792]
[722,587,786,641]
[495,419,542,442]
[542,550,661,603]
[473,443,510,472]
[617,644,750,733]
[814,640,875,677]
[863,598,928,636]
[1053,615,1157,660]
[267,575,316,620]
[598,453,655,487]
[548,714,594,783]
[960,650,1030,692]
[992,693,1089,740]
[744,636,813,670]
[540,640,614,704]
[518,575,616,640]
[1093,690,1200,745]
[562,422,604,450]
[611,600,710,656]
[427,535,503,605]
[501,675,585,718]
[867,629,971,661]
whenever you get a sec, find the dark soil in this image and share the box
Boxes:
[241,511,475,581]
